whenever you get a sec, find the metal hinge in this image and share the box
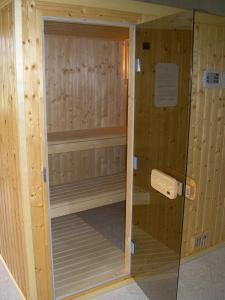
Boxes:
[131,240,135,255]
[135,58,142,73]
[43,167,47,183]
[133,156,138,170]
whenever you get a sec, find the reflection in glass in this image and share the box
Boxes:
[132,10,194,300]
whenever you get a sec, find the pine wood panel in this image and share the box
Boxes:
[21,2,54,299]
[48,146,126,186]
[139,11,193,31]
[44,33,128,133]
[134,28,192,252]
[182,13,225,258]
[48,127,127,154]
[37,1,142,24]
[44,21,129,40]
[45,28,128,185]
[50,173,126,218]
[0,2,30,298]
[36,0,183,25]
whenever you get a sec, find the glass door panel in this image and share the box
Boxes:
[131,10,194,300]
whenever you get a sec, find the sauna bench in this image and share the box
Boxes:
[50,173,126,218]
[50,174,150,218]
[48,127,127,154]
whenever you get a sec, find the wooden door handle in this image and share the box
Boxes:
[151,169,182,199]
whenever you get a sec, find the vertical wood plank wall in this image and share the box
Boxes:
[182,14,225,258]
[44,32,128,185]
[0,1,29,297]
[45,34,127,133]
[134,28,192,252]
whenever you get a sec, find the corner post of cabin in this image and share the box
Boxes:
[20,0,54,299]
[13,0,38,299]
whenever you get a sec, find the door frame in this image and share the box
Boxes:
[38,10,136,299]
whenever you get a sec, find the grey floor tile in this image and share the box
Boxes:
[0,259,23,300]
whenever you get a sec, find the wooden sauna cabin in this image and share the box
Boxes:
[1,0,225,299]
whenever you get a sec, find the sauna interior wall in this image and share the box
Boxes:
[44,23,128,185]
[182,14,225,258]
[0,1,29,297]
[134,28,192,252]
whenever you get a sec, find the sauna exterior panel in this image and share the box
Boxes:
[0,1,35,299]
[182,13,225,258]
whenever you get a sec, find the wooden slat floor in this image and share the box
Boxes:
[132,226,179,277]
[51,214,125,299]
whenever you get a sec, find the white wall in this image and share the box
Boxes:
[139,0,225,16]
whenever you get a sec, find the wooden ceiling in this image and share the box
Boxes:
[138,11,193,30]
[39,0,186,24]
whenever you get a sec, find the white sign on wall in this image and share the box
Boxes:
[154,63,179,107]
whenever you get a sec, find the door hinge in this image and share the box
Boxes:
[135,58,142,73]
[133,156,138,170]
[43,167,47,183]
[131,240,135,255]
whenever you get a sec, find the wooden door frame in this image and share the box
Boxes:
[37,7,136,299]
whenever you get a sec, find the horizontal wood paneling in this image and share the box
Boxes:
[0,1,29,297]
[48,127,127,154]
[182,13,225,258]
[134,28,192,252]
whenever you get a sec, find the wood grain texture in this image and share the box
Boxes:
[182,13,225,258]
[52,214,125,299]
[20,2,137,298]
[37,1,142,24]
[134,28,192,252]
[0,1,30,298]
[50,173,126,218]
[44,33,128,133]
[44,21,129,40]
[21,1,54,299]
[36,0,184,24]
[48,146,126,186]
[48,127,127,154]
[44,27,128,185]
[8,1,189,299]
[124,26,135,275]
[139,11,193,30]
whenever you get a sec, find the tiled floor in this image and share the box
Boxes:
[92,246,225,300]
[1,246,225,300]
[177,246,225,300]
[0,258,24,300]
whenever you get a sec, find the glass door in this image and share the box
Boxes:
[131,10,194,299]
